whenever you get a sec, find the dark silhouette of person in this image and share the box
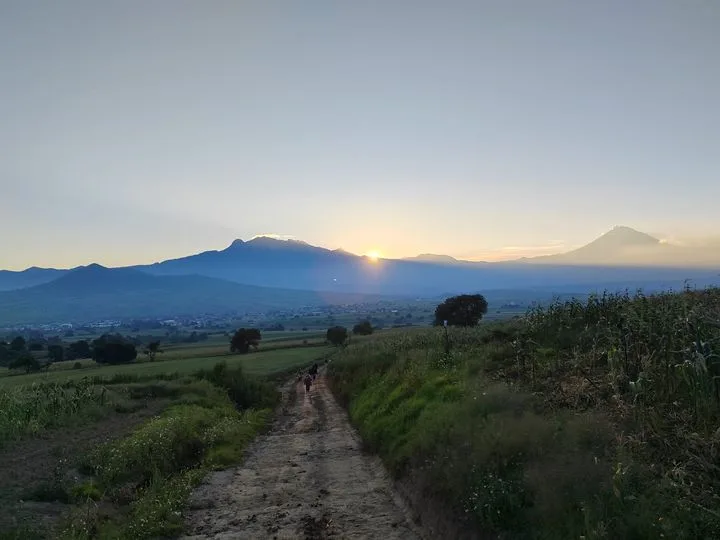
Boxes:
[304,374,312,393]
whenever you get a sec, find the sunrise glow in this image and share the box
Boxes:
[366,250,382,262]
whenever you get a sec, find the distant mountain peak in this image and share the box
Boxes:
[592,226,660,247]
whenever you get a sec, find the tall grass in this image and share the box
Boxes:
[329,287,720,539]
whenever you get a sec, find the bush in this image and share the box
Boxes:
[326,326,348,346]
[230,328,261,354]
[352,320,374,335]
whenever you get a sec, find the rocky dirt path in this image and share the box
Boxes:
[182,371,422,539]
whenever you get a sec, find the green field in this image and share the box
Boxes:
[0,346,333,388]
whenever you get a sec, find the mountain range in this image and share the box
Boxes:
[0,264,385,325]
[0,227,718,325]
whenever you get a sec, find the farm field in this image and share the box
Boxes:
[0,345,333,388]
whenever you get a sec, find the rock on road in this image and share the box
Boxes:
[182,371,423,539]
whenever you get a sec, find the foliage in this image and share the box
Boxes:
[193,362,279,410]
[433,294,488,327]
[66,340,91,360]
[48,344,65,363]
[143,340,162,362]
[10,336,26,351]
[28,341,45,351]
[92,334,137,364]
[8,352,40,373]
[352,320,374,335]
[61,370,274,539]
[0,380,106,445]
[326,325,348,346]
[230,328,261,354]
[329,288,720,538]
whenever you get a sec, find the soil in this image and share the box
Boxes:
[182,372,424,539]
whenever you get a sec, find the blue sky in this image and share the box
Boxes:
[1,1,719,269]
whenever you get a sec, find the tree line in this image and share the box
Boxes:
[1,294,488,372]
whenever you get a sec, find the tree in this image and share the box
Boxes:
[9,352,40,373]
[10,336,26,352]
[434,294,488,327]
[352,320,374,336]
[67,340,91,360]
[28,341,45,351]
[0,343,9,366]
[48,344,64,363]
[144,341,162,362]
[92,334,137,364]
[230,328,261,354]
[326,326,348,346]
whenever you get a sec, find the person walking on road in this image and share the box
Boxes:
[303,373,313,393]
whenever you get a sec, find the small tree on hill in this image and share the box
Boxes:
[434,294,488,327]
[352,320,374,336]
[230,328,261,354]
[327,326,348,346]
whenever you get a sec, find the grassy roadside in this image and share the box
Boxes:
[59,364,276,539]
[328,288,720,539]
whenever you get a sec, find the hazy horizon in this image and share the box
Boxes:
[2,1,719,270]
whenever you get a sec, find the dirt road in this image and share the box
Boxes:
[182,372,422,539]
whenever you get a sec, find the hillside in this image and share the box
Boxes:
[0,265,387,325]
[0,267,67,291]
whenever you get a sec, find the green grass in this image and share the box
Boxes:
[57,371,276,539]
[0,346,332,388]
[329,288,720,539]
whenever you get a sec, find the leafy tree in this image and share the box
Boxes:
[352,320,374,336]
[47,344,64,363]
[230,328,261,354]
[326,326,348,346]
[144,341,162,362]
[67,340,91,360]
[92,334,137,364]
[10,336,26,352]
[433,294,488,327]
[9,352,40,373]
[28,341,45,351]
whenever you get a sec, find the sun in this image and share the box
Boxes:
[365,250,382,262]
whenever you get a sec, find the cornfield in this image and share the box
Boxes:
[0,379,105,445]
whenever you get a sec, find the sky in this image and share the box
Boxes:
[1,1,719,270]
